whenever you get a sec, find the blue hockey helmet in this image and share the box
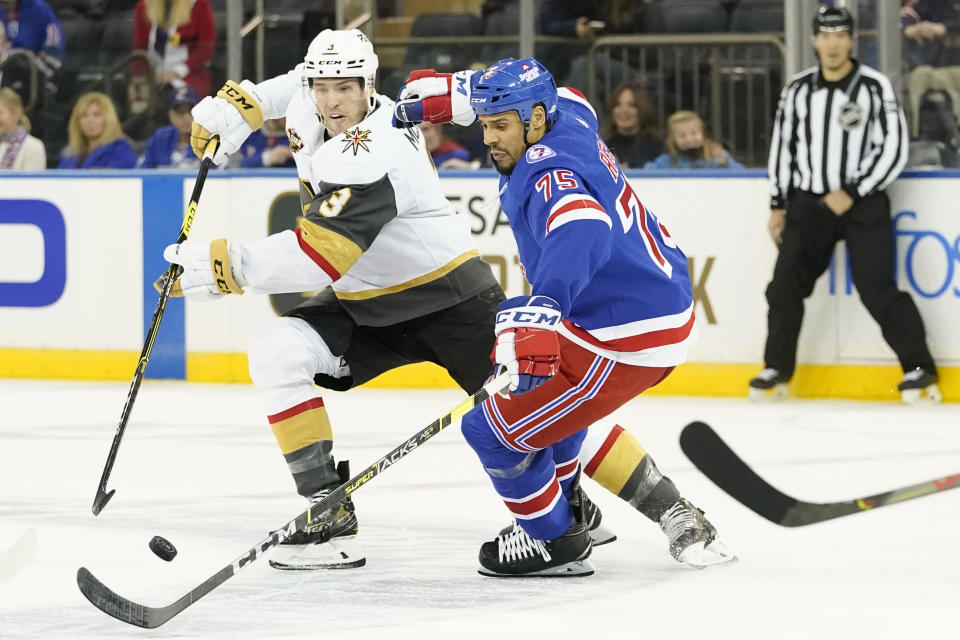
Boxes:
[471,57,558,125]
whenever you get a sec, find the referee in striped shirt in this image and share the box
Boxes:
[750,5,939,401]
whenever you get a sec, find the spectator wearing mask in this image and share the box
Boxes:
[602,83,663,169]
[644,110,743,170]
[59,91,137,169]
[133,0,215,96]
[240,118,295,168]
[139,84,199,168]
[418,121,476,169]
[0,86,44,169]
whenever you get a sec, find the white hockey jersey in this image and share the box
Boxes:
[239,71,496,326]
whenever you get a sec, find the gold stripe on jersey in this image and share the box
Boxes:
[298,179,316,214]
[297,217,363,276]
[589,431,648,494]
[335,250,480,301]
[269,402,334,455]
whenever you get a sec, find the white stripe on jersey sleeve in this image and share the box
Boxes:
[579,301,695,341]
[545,193,611,234]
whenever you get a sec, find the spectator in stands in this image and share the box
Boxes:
[602,83,663,169]
[59,91,137,168]
[240,118,295,168]
[901,0,960,137]
[138,84,198,168]
[644,110,742,170]
[0,0,64,78]
[0,10,8,57]
[418,121,477,169]
[0,86,44,169]
[0,0,64,142]
[133,0,215,96]
[540,0,661,99]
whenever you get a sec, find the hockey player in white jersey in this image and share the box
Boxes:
[169,29,502,570]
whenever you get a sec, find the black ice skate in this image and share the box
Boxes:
[748,367,790,402]
[897,368,942,405]
[478,518,594,578]
[497,486,617,546]
[659,498,736,568]
[480,486,594,577]
[270,462,365,570]
[579,489,617,546]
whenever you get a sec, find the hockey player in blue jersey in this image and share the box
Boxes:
[394,58,736,577]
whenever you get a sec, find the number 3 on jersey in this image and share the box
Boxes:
[616,180,677,278]
[317,188,353,217]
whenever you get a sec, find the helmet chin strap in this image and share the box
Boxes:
[521,103,552,148]
[522,117,552,149]
[522,123,533,148]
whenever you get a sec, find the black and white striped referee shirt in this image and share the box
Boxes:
[768,61,908,209]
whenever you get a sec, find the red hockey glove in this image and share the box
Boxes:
[392,69,478,128]
[492,296,562,395]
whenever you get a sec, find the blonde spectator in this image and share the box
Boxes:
[59,92,137,169]
[0,88,46,170]
[644,110,743,170]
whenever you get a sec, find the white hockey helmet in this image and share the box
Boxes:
[302,29,379,112]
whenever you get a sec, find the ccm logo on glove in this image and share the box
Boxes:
[495,308,560,327]
[493,295,562,395]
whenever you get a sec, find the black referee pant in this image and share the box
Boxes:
[763,190,936,378]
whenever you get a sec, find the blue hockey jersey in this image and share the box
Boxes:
[497,87,695,366]
[0,0,64,77]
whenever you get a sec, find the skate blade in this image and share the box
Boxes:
[901,384,942,405]
[748,384,787,403]
[588,524,617,546]
[269,535,366,570]
[269,557,366,570]
[676,539,738,569]
[477,558,595,578]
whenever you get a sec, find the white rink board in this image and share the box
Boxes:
[1,172,957,368]
[0,179,143,350]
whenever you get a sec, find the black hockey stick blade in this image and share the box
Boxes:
[680,421,960,527]
[78,372,510,628]
[91,488,115,516]
[91,137,219,516]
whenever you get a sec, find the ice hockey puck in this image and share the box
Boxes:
[149,535,177,561]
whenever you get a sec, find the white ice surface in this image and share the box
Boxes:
[0,380,958,639]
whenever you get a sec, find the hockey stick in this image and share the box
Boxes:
[91,137,220,516]
[680,421,960,527]
[78,371,510,628]
[0,529,38,585]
